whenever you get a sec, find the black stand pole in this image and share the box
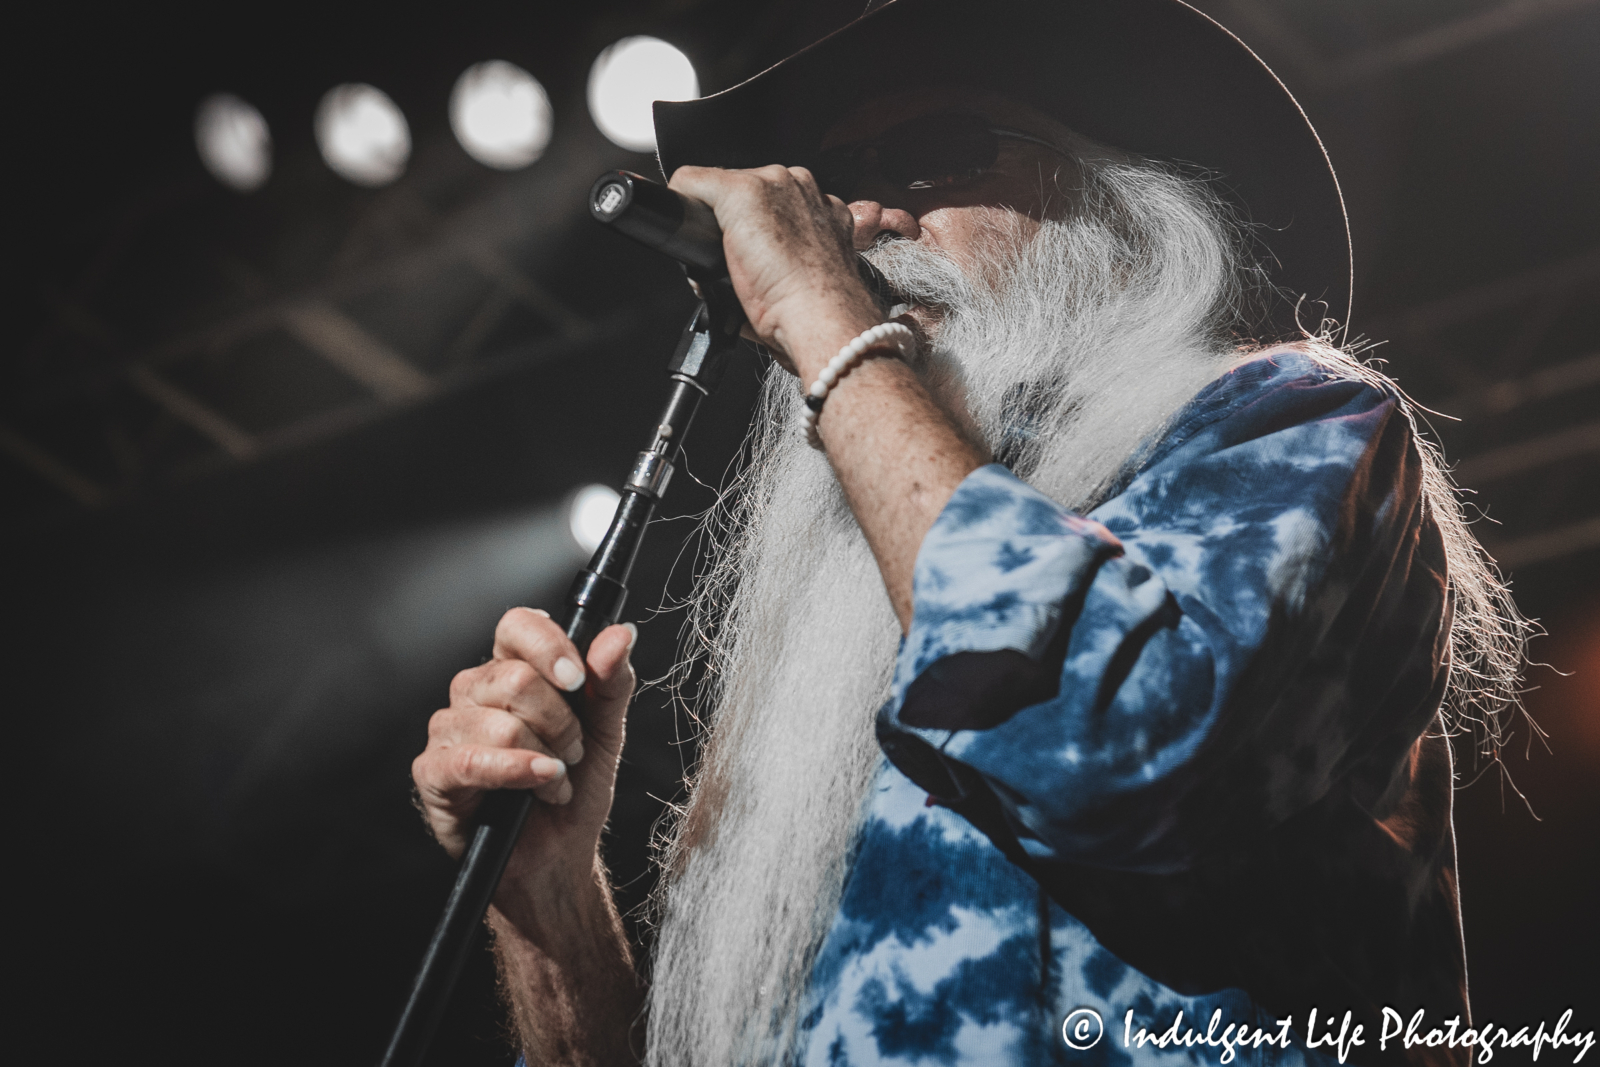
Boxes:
[378,292,744,1067]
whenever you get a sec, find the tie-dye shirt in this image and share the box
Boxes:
[793,350,1464,1067]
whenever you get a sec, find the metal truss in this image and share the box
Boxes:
[1204,0,1600,92]
[1,127,623,530]
[1368,247,1600,570]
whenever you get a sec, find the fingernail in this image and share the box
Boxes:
[623,622,638,651]
[553,656,585,692]
[530,608,550,618]
[562,738,585,765]
[531,755,567,779]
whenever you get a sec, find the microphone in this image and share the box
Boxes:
[588,170,899,312]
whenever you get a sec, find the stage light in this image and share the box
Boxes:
[569,485,620,553]
[194,93,272,192]
[449,60,553,170]
[314,83,411,187]
[587,36,698,152]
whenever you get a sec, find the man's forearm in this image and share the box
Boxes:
[489,855,644,1066]
[789,314,989,631]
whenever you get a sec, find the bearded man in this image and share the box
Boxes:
[410,1,1527,1064]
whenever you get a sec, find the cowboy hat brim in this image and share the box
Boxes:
[653,0,1351,332]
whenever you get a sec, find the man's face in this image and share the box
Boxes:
[821,87,1091,322]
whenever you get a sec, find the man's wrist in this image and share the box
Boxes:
[782,307,897,383]
[491,852,616,954]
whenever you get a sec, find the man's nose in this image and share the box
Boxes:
[849,201,920,250]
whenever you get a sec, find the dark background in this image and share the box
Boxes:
[5,1,1597,1062]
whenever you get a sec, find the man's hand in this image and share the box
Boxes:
[668,164,882,377]
[667,164,987,631]
[412,607,636,933]
[414,608,644,1062]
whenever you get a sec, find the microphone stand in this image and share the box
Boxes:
[378,279,745,1067]
[380,170,891,1066]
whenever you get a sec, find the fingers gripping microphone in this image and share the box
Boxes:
[588,170,899,312]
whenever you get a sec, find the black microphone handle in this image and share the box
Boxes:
[588,170,900,311]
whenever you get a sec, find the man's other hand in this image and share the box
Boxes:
[412,608,636,926]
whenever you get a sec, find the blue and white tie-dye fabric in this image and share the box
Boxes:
[794,352,1463,1066]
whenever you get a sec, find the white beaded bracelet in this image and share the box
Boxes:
[802,322,916,446]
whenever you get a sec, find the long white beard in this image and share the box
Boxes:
[644,161,1252,1066]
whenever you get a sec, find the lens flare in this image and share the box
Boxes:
[587,36,698,152]
[450,60,553,170]
[195,93,272,192]
[315,83,411,187]
[569,485,620,553]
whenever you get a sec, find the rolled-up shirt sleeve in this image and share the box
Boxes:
[877,354,1451,875]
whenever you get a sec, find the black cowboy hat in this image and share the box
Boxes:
[653,0,1351,332]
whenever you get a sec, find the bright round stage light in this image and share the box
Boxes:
[195,93,272,192]
[569,485,621,554]
[450,60,553,170]
[587,36,698,152]
[314,83,411,187]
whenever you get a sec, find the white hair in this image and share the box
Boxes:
[639,154,1528,1065]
